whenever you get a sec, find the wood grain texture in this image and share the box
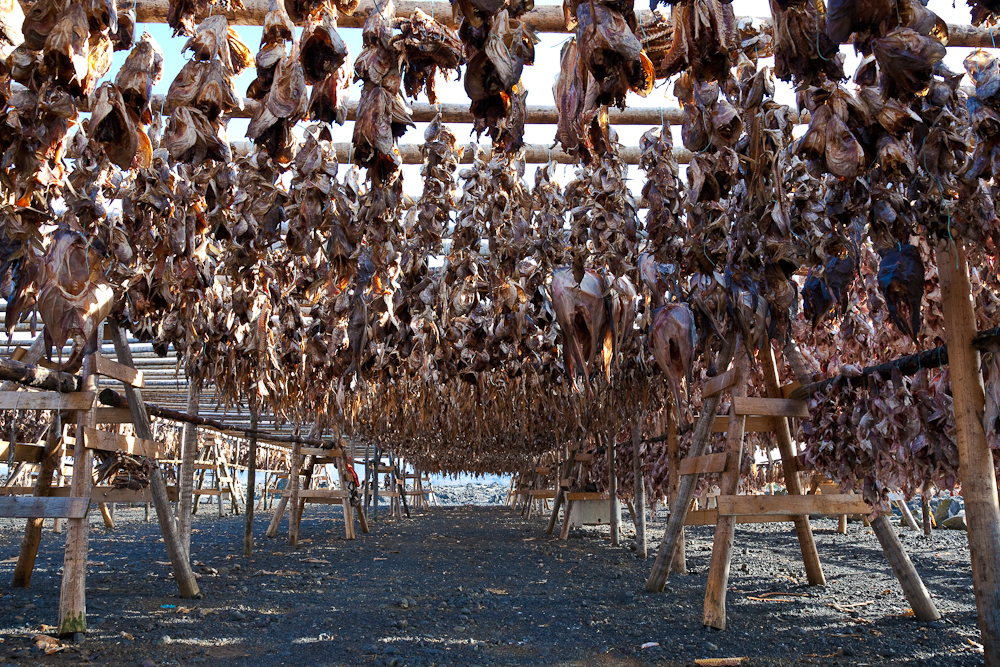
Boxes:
[0,496,88,519]
[95,354,144,387]
[732,397,809,418]
[0,391,94,410]
[678,453,727,476]
[716,494,870,516]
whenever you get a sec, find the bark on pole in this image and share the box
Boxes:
[608,432,620,547]
[703,349,749,630]
[666,413,686,574]
[57,353,97,637]
[633,420,647,559]
[938,242,1000,665]
[12,424,62,587]
[243,406,259,557]
[870,513,941,621]
[111,325,198,598]
[646,333,736,592]
[760,343,825,586]
[177,383,202,559]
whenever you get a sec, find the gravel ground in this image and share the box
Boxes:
[0,492,983,667]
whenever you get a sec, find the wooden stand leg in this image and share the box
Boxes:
[838,514,848,534]
[13,425,62,587]
[666,414,686,574]
[703,350,748,630]
[177,383,201,559]
[546,445,573,535]
[243,408,258,557]
[98,504,115,530]
[288,440,302,547]
[938,242,1000,665]
[922,497,932,536]
[609,433,620,547]
[646,333,736,592]
[633,421,647,558]
[559,499,575,540]
[266,496,289,538]
[898,499,920,531]
[58,353,97,637]
[761,343,825,587]
[111,325,199,598]
[870,514,940,621]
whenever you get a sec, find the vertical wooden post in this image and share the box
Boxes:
[666,413,686,574]
[371,445,380,523]
[760,343,825,586]
[938,242,1000,665]
[177,383,201,559]
[58,352,98,637]
[703,350,748,630]
[608,432,620,546]
[13,424,63,587]
[870,514,941,621]
[288,435,303,547]
[837,514,848,534]
[546,444,573,535]
[111,325,198,598]
[898,499,920,531]
[243,406,258,557]
[646,333,736,592]
[922,497,932,536]
[633,419,646,559]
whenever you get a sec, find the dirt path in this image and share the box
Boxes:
[0,502,983,666]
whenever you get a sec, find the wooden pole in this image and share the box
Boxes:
[760,343,826,586]
[646,333,736,592]
[288,429,303,547]
[243,406,258,557]
[633,420,647,559]
[110,325,198,598]
[870,514,941,621]
[703,349,748,630]
[371,445,380,523]
[898,499,920,531]
[12,424,62,587]
[937,242,1000,664]
[666,413,686,574]
[177,383,201,559]
[608,432,620,547]
[546,444,573,535]
[98,503,115,530]
[57,352,97,637]
[838,514,848,534]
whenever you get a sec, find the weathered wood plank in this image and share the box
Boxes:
[732,397,809,419]
[703,368,739,398]
[0,496,88,519]
[683,509,797,526]
[0,441,44,464]
[95,354,144,387]
[0,391,95,410]
[574,453,594,463]
[528,489,557,498]
[566,492,607,501]
[710,415,778,433]
[94,408,134,424]
[678,453,727,476]
[717,494,870,517]
[299,447,343,458]
[81,427,164,459]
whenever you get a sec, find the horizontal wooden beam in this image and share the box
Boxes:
[702,368,739,399]
[0,440,44,464]
[0,496,88,518]
[717,494,871,517]
[732,397,809,419]
[710,415,777,433]
[80,427,165,459]
[678,452,727,476]
[0,390,94,410]
[0,485,178,502]
[126,0,998,48]
[527,489,557,498]
[683,509,797,526]
[566,492,607,501]
[299,447,344,458]
[94,408,135,424]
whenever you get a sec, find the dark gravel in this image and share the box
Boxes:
[0,499,983,666]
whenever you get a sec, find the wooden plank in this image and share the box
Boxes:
[780,382,801,399]
[710,415,777,433]
[0,441,44,464]
[702,368,739,398]
[193,489,221,496]
[534,467,551,475]
[81,427,164,459]
[574,453,594,463]
[95,354,144,387]
[716,494,870,517]
[528,489,557,498]
[678,453,727,476]
[0,486,37,495]
[0,391,95,410]
[566,492,607,501]
[299,447,343,457]
[94,408,134,424]
[376,465,395,473]
[298,489,349,499]
[732,397,809,419]
[0,496,88,519]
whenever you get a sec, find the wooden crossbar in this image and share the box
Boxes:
[565,492,607,501]
[709,415,777,433]
[703,368,739,398]
[79,427,165,459]
[0,496,88,519]
[0,391,95,410]
[732,397,809,419]
[678,453,727,476]
[95,354,144,387]
[528,489,557,498]
[684,509,797,526]
[716,494,870,517]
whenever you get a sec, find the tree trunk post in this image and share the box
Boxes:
[111,325,199,598]
[177,383,202,559]
[760,343,826,587]
[666,412,686,574]
[646,333,736,592]
[57,352,98,637]
[608,432,620,546]
[937,242,1000,664]
[633,419,646,559]
[243,406,258,557]
[288,433,303,547]
[703,349,749,630]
